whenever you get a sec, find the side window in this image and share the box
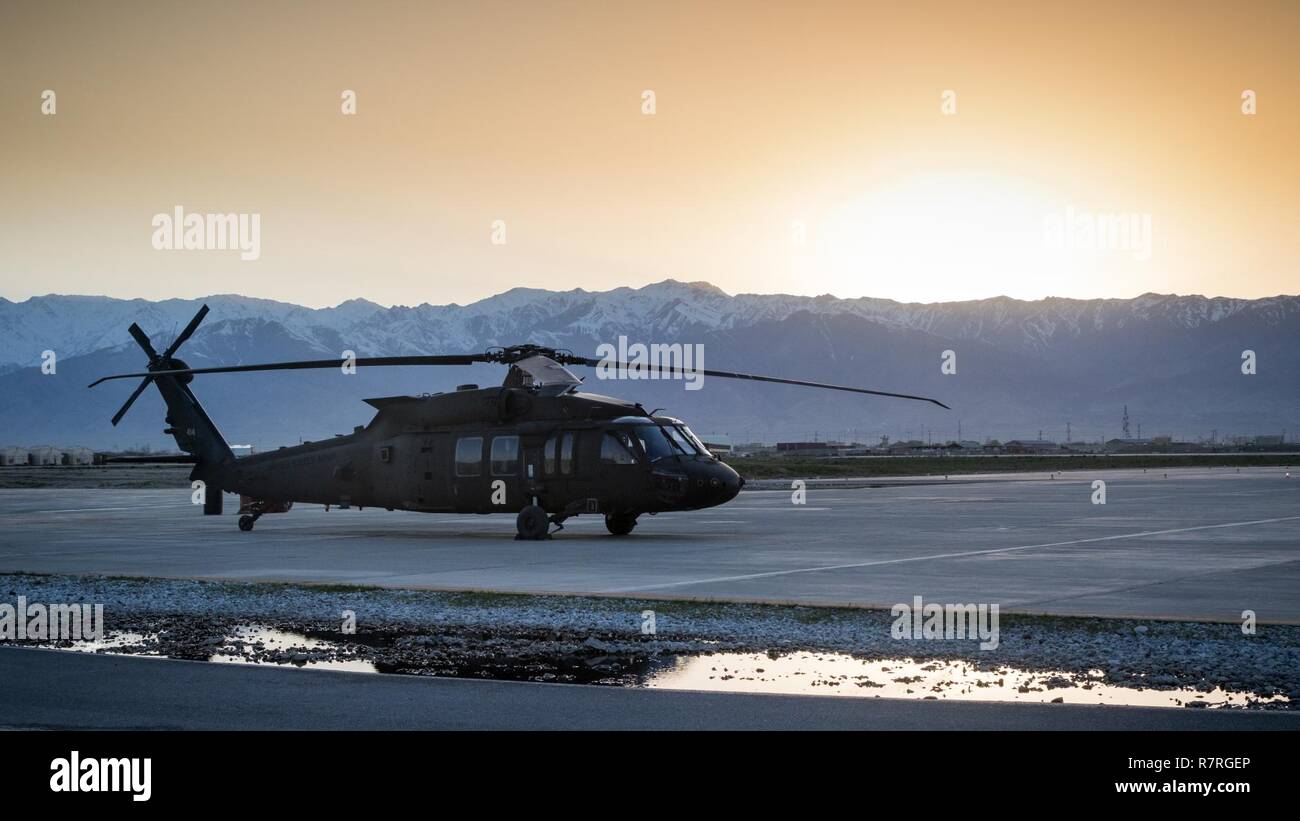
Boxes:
[601,431,637,465]
[544,435,558,475]
[455,436,483,477]
[560,432,576,476]
[491,436,519,476]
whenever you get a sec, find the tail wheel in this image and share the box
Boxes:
[516,504,550,540]
[238,515,256,532]
[605,512,638,536]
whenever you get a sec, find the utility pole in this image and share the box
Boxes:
[1066,422,1072,443]
[1122,405,1131,439]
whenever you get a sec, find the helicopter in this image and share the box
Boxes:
[89,305,949,540]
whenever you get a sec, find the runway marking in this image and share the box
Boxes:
[3,506,144,515]
[601,514,1300,593]
[716,507,830,512]
[1021,558,1300,611]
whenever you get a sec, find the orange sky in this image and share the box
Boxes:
[1,0,1296,307]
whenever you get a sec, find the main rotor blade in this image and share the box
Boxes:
[127,323,160,360]
[88,354,489,387]
[162,304,209,358]
[110,376,154,425]
[569,357,951,409]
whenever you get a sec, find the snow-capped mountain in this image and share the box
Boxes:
[0,294,387,373]
[1,281,1297,449]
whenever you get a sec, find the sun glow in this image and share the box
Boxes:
[803,173,1099,303]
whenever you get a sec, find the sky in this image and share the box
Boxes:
[1,0,1297,308]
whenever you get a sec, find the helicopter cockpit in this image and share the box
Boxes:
[605,416,717,464]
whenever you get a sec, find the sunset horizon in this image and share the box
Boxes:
[5,277,1300,311]
[4,0,1297,307]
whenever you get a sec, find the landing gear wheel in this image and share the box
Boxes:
[238,515,256,532]
[516,505,550,540]
[605,512,638,536]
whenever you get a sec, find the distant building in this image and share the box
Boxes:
[696,434,732,458]
[776,442,826,452]
[1,447,30,466]
[27,446,64,465]
[62,446,96,465]
[1064,441,1103,453]
[1104,438,1153,452]
[776,441,854,455]
[1004,439,1060,454]
[887,440,924,455]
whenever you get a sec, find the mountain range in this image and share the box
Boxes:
[1,281,1297,449]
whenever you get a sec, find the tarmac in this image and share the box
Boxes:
[4,465,1299,622]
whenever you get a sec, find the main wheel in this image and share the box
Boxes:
[604,512,638,536]
[516,505,550,540]
[238,515,255,532]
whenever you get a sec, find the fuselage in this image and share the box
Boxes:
[213,385,742,518]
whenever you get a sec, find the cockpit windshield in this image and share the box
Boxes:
[633,425,680,461]
[677,425,712,456]
[664,425,700,455]
[625,423,714,461]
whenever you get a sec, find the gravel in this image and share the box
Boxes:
[2,572,1296,707]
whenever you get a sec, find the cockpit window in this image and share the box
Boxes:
[678,425,712,456]
[633,425,678,461]
[601,431,639,465]
[664,425,700,454]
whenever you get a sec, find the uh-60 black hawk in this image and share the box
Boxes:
[90,305,949,540]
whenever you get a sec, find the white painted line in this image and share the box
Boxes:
[715,507,831,512]
[601,514,1300,593]
[6,507,144,515]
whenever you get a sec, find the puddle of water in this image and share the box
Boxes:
[642,652,1289,709]
[210,625,378,673]
[17,630,1291,710]
[63,631,156,654]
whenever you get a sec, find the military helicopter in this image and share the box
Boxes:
[90,305,948,539]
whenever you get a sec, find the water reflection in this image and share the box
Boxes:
[210,624,378,673]
[27,629,1291,709]
[642,652,1288,709]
